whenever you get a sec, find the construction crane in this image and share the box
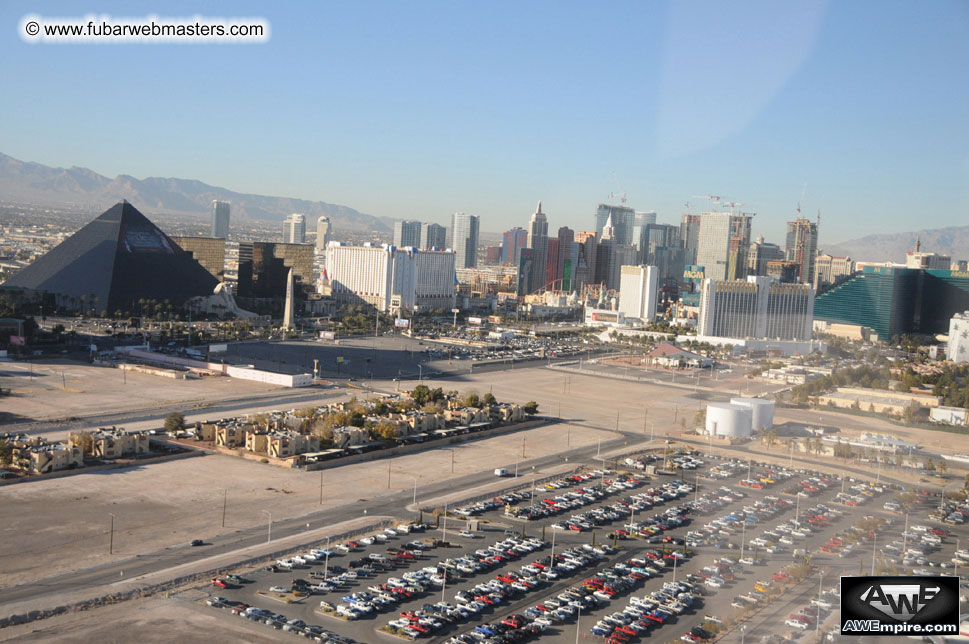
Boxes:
[691,195,724,211]
[609,171,627,206]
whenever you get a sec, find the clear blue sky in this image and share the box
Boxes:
[2,0,968,245]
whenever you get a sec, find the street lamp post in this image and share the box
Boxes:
[262,510,272,543]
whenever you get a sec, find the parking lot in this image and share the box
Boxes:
[193,449,956,644]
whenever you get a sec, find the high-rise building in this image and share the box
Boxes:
[325,243,456,311]
[450,212,479,269]
[284,214,306,244]
[619,265,658,321]
[556,227,575,290]
[221,241,313,297]
[420,223,447,250]
[171,236,226,281]
[748,236,785,276]
[211,200,230,239]
[545,238,560,286]
[595,204,636,246]
[696,212,751,282]
[595,216,637,291]
[632,211,658,258]
[766,260,800,283]
[315,216,331,251]
[573,231,597,291]
[485,246,502,264]
[814,267,969,339]
[813,254,854,292]
[502,227,528,265]
[947,311,969,364]
[698,276,814,341]
[785,218,819,284]
[393,220,422,247]
[906,251,951,270]
[526,201,549,292]
[516,248,535,296]
[680,213,702,265]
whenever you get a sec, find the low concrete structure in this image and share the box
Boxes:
[817,387,941,415]
[931,406,968,426]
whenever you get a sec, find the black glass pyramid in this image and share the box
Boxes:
[4,201,219,313]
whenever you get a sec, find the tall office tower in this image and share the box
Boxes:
[595,215,637,291]
[516,248,535,295]
[748,236,785,276]
[632,211,658,258]
[420,222,446,250]
[211,200,230,239]
[501,227,528,265]
[315,216,331,251]
[545,238,560,286]
[696,212,752,282]
[813,253,855,292]
[595,204,636,246]
[619,265,659,321]
[680,213,702,264]
[450,212,479,269]
[485,246,502,264]
[698,276,814,340]
[527,201,549,292]
[574,231,597,291]
[393,220,422,247]
[284,214,306,244]
[785,217,819,284]
[325,243,456,311]
[556,227,575,290]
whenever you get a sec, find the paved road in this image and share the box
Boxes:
[0,429,646,609]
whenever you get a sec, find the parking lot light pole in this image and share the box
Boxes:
[109,513,115,555]
[817,571,824,634]
[741,624,746,644]
[575,605,581,644]
[262,510,272,543]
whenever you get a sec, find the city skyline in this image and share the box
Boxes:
[2,1,968,244]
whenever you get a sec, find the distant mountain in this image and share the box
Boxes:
[824,225,969,263]
[0,152,389,233]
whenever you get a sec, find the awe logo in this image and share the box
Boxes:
[859,583,940,622]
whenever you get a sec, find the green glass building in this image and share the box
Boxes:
[814,266,969,339]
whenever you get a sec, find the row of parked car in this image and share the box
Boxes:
[382,535,555,639]
[205,597,360,643]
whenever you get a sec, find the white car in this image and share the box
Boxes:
[270,585,288,593]
[786,619,809,630]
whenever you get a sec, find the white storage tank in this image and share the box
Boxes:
[730,397,775,431]
[705,403,753,438]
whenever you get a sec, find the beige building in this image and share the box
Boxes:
[814,254,855,291]
[490,403,525,423]
[245,431,269,453]
[11,436,85,474]
[267,432,320,458]
[331,426,370,448]
[215,425,249,448]
[84,428,150,459]
[817,387,941,415]
[445,407,490,425]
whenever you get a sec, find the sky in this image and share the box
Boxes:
[2,0,968,246]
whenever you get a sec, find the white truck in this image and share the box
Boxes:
[494,468,509,477]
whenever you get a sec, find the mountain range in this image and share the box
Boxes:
[0,152,390,233]
[823,226,969,263]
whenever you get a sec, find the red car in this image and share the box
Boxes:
[211,578,227,588]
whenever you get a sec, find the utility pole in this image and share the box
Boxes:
[109,513,115,555]
[320,471,324,505]
[222,489,227,528]
[387,460,392,488]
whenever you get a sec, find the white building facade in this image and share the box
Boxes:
[325,243,455,312]
[698,275,814,341]
[947,311,969,364]
[618,265,658,321]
